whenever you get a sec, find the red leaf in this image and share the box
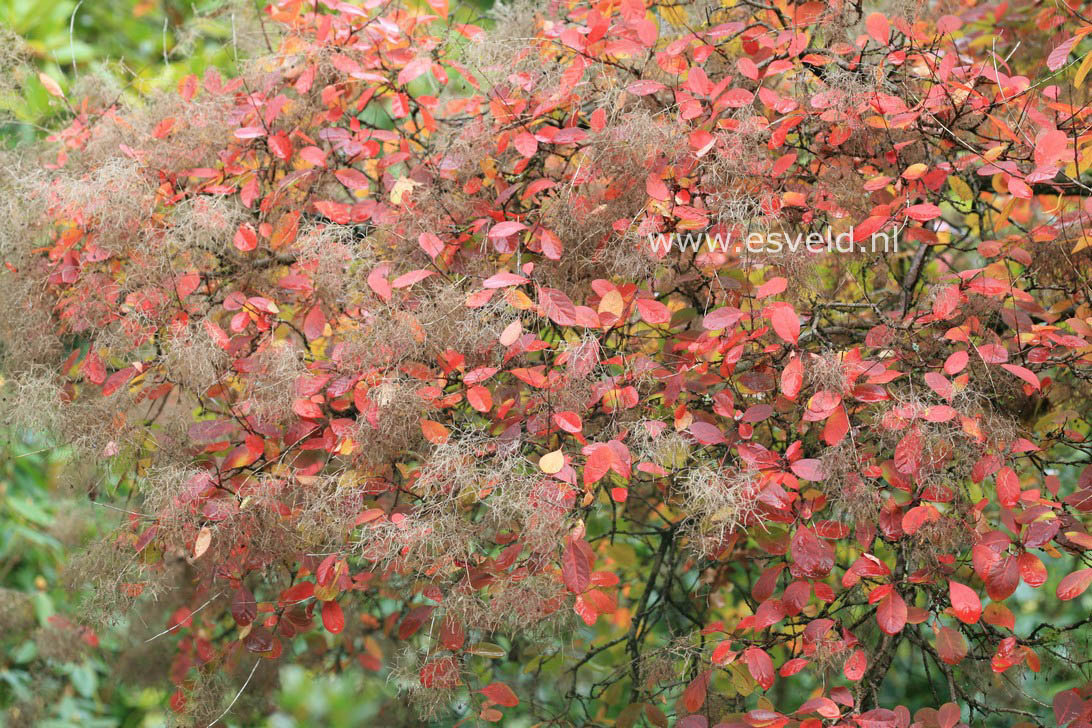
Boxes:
[1055,690,1084,727]
[791,527,835,578]
[780,658,808,677]
[894,431,922,474]
[392,269,435,288]
[483,272,529,288]
[948,580,981,624]
[83,351,106,385]
[712,641,738,665]
[757,277,787,299]
[977,344,1009,363]
[554,411,583,433]
[293,398,324,420]
[1018,552,1048,588]
[995,467,1020,508]
[573,594,597,625]
[268,133,293,161]
[689,421,726,445]
[876,591,907,634]
[235,126,266,139]
[943,350,968,375]
[742,647,775,690]
[321,600,344,633]
[303,306,326,340]
[398,605,434,639]
[281,582,314,604]
[752,564,785,602]
[583,444,613,486]
[844,649,867,681]
[488,221,527,238]
[1000,364,1040,390]
[1057,568,1092,600]
[1034,129,1069,167]
[481,682,519,707]
[540,287,578,326]
[790,459,826,481]
[243,626,274,653]
[513,131,538,158]
[765,302,800,345]
[467,385,492,413]
[334,168,370,191]
[538,228,562,259]
[223,440,260,470]
[781,356,803,400]
[562,539,591,593]
[102,367,136,397]
[982,602,1015,630]
[420,657,459,688]
[703,306,743,331]
[270,210,300,249]
[397,57,431,86]
[627,79,666,96]
[924,372,952,400]
[936,626,967,665]
[1048,35,1080,71]
[865,12,890,45]
[905,203,941,221]
[367,265,392,301]
[299,145,326,166]
[986,556,1020,602]
[440,616,465,650]
[636,298,670,325]
[681,671,709,712]
[231,586,257,626]
[646,173,670,201]
[390,93,409,119]
[933,285,960,319]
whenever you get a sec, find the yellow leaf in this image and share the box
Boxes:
[504,287,534,310]
[948,176,973,213]
[993,196,1017,231]
[193,526,211,559]
[598,289,624,318]
[390,176,420,205]
[1063,145,1092,177]
[539,449,564,474]
[1075,51,1092,89]
[902,163,928,180]
[659,3,687,25]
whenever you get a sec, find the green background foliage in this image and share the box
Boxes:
[0,0,238,146]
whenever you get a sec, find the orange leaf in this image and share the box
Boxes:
[39,72,64,98]
[420,419,450,444]
[480,682,519,707]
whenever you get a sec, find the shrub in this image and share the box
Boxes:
[4,0,1092,725]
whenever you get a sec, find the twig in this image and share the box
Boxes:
[206,658,260,727]
[144,591,223,643]
[69,0,84,79]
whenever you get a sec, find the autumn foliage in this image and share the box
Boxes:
[4,0,1092,725]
